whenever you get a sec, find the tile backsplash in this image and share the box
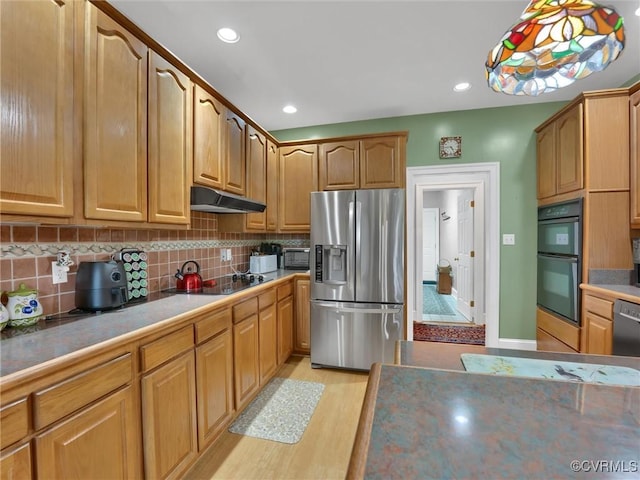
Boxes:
[0,212,308,316]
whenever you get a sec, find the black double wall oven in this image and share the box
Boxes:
[537,198,583,325]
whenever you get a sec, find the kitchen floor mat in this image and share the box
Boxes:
[228,377,325,444]
[461,353,640,387]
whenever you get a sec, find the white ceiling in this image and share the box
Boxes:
[111,0,640,131]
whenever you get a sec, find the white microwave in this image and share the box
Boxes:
[283,248,310,270]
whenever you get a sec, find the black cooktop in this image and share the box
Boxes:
[165,273,272,296]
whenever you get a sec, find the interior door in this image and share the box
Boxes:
[422,208,439,282]
[456,190,474,320]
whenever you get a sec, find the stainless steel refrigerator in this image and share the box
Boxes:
[310,188,404,371]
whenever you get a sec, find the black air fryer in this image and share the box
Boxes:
[75,261,128,311]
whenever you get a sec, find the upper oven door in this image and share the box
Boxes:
[538,218,580,256]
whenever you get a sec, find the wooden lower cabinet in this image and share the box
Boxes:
[536,307,579,352]
[277,293,294,365]
[581,293,614,355]
[141,351,198,480]
[295,278,311,354]
[259,291,278,384]
[0,443,32,480]
[195,329,234,451]
[233,313,260,410]
[35,386,140,479]
[536,327,577,353]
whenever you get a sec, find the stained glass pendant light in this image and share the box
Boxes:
[486,0,625,96]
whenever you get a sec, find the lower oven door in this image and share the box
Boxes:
[537,254,580,324]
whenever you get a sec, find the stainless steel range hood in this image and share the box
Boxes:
[190,186,266,214]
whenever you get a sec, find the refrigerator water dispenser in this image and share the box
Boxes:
[315,245,347,283]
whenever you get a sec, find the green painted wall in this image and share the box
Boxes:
[271,101,568,340]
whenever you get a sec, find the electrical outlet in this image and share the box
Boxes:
[226,248,232,261]
[220,250,227,261]
[52,261,68,284]
[502,234,515,245]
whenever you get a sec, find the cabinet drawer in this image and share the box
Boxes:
[259,289,276,310]
[33,354,132,430]
[0,398,29,449]
[140,325,194,372]
[536,307,580,351]
[195,308,231,344]
[583,295,613,320]
[277,282,293,301]
[233,297,258,323]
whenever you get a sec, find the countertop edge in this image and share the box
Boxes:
[0,271,308,386]
[580,283,640,303]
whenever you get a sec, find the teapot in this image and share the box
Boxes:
[174,261,203,292]
[6,283,43,327]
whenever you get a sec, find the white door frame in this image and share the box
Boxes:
[422,207,439,283]
[407,163,500,347]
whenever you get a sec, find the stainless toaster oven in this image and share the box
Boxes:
[283,248,310,270]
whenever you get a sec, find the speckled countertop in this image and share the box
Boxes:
[0,270,305,379]
[581,283,640,303]
[348,361,640,479]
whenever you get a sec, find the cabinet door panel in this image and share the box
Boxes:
[233,315,259,410]
[0,0,74,217]
[295,279,311,353]
[0,443,31,480]
[556,105,583,194]
[360,136,403,189]
[259,303,278,384]
[584,312,613,355]
[245,126,267,231]
[141,351,198,480]
[278,145,318,232]
[277,295,294,365]
[266,141,279,231]
[84,4,148,221]
[631,88,640,226]
[196,329,234,450]
[319,141,359,190]
[148,52,192,225]
[536,124,556,199]
[193,85,225,189]
[224,111,246,195]
[36,386,141,479]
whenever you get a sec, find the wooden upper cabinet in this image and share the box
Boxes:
[147,51,192,225]
[536,123,556,200]
[266,140,279,231]
[244,126,268,231]
[536,104,583,201]
[630,85,640,227]
[318,135,406,191]
[224,110,246,196]
[360,136,404,189]
[555,105,583,195]
[0,0,74,218]
[193,84,225,189]
[319,141,360,190]
[278,145,318,232]
[84,3,148,222]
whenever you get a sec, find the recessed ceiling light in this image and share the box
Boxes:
[453,82,471,92]
[636,6,640,16]
[282,105,297,114]
[217,27,239,44]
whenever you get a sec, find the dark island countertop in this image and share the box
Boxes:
[348,342,640,479]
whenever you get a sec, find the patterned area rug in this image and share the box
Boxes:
[423,284,456,316]
[413,321,485,345]
[228,377,324,444]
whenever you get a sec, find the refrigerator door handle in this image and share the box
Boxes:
[322,280,347,286]
[313,303,402,315]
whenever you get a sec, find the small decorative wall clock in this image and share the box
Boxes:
[439,136,462,159]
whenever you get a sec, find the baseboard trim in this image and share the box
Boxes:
[496,338,537,351]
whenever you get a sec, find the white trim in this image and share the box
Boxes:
[407,162,500,347]
[496,339,537,351]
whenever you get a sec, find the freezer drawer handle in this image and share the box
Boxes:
[322,280,347,286]
[314,303,401,314]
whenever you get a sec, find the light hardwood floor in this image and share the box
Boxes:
[183,355,369,480]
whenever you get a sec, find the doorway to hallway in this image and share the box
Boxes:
[406,163,500,348]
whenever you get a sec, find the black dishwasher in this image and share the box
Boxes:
[613,300,640,357]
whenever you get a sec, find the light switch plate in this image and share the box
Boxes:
[502,234,515,245]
